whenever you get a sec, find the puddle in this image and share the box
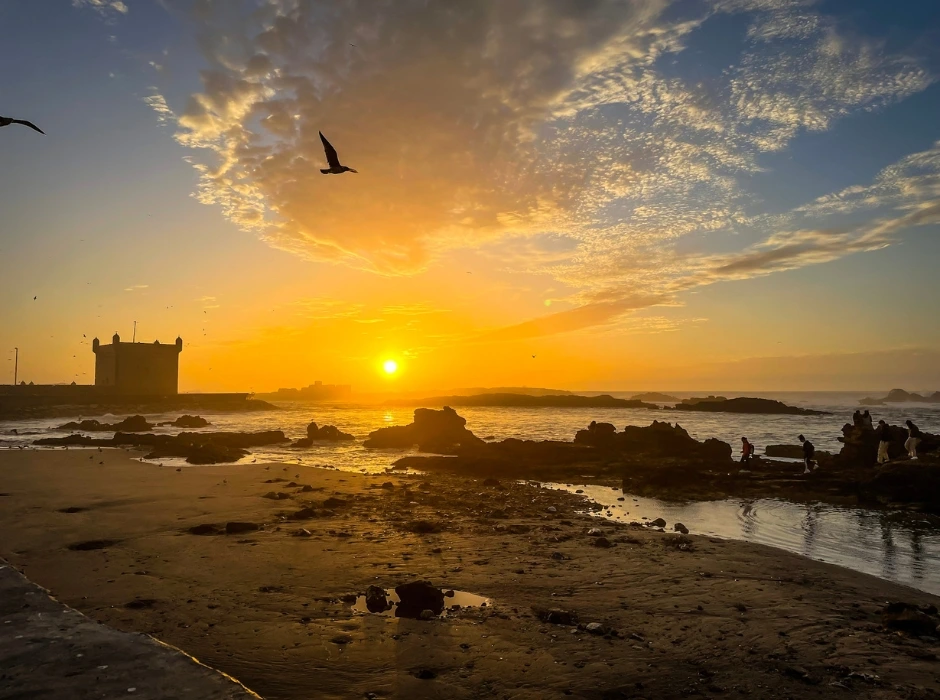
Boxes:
[351,588,490,618]
[543,482,940,596]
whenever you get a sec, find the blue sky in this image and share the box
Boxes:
[2,0,940,391]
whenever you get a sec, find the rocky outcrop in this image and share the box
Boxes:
[364,407,484,454]
[765,444,831,459]
[859,462,940,511]
[291,422,355,447]
[34,430,289,464]
[575,420,732,461]
[630,392,680,403]
[56,415,154,432]
[399,393,658,409]
[673,397,829,416]
[859,389,940,405]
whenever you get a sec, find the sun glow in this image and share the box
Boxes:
[383,359,398,375]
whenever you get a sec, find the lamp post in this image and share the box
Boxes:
[13,347,18,386]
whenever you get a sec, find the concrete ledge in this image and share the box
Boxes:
[0,561,261,699]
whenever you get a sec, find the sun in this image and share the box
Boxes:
[383,359,398,375]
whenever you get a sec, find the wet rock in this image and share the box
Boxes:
[587,528,603,536]
[290,528,312,537]
[291,507,317,520]
[381,482,395,490]
[322,497,348,509]
[124,598,158,610]
[533,607,578,626]
[783,666,820,685]
[262,491,291,500]
[860,462,940,512]
[674,522,689,535]
[224,522,260,535]
[649,518,667,528]
[419,609,436,620]
[56,415,154,432]
[444,590,456,598]
[300,485,315,492]
[363,406,484,454]
[158,415,210,428]
[292,422,355,447]
[365,585,389,613]
[592,537,612,548]
[395,581,445,618]
[882,602,940,636]
[187,523,221,536]
[482,478,501,487]
[414,669,437,680]
[585,622,606,634]
[331,634,353,645]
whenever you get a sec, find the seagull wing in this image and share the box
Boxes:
[319,131,340,168]
[12,119,44,134]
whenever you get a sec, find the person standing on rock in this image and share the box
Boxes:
[740,437,754,466]
[799,434,816,474]
[876,420,892,464]
[862,410,874,430]
[905,420,923,460]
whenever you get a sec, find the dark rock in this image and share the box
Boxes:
[649,518,667,528]
[406,520,442,534]
[482,478,501,487]
[290,528,312,537]
[300,485,315,492]
[882,602,940,636]
[67,539,119,551]
[673,397,829,416]
[533,607,578,625]
[158,415,210,428]
[365,585,389,613]
[860,462,940,511]
[674,522,689,535]
[322,497,348,509]
[224,522,260,535]
[187,524,221,536]
[364,406,485,454]
[414,669,437,680]
[394,581,445,618]
[592,537,612,548]
[381,482,395,490]
[765,444,832,459]
[291,508,317,520]
[262,491,291,500]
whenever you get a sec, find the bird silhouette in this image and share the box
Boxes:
[33,296,36,300]
[319,132,357,174]
[0,116,44,134]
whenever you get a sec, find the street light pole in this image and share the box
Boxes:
[13,347,18,386]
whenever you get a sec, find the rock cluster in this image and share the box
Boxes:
[291,421,355,447]
[672,397,829,416]
[575,420,732,461]
[35,430,289,464]
[364,407,484,453]
[56,415,154,432]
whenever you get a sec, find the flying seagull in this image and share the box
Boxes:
[0,116,44,134]
[319,131,357,174]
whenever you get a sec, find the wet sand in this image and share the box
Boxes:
[1,448,939,699]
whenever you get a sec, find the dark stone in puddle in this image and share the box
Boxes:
[674,522,690,534]
[395,580,445,618]
[225,522,260,535]
[365,585,389,613]
[67,539,119,551]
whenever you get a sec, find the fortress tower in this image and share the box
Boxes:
[92,333,182,396]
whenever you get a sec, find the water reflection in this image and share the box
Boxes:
[543,482,940,596]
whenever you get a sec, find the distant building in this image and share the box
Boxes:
[92,333,182,395]
[265,381,352,401]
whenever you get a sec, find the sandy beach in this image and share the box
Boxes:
[2,448,939,699]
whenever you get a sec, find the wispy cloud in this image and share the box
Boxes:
[124,284,148,292]
[73,0,128,18]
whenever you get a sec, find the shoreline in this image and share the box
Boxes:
[2,448,939,699]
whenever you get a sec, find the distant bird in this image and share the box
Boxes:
[319,132,357,174]
[0,116,44,134]
[33,296,36,300]
[532,355,536,358]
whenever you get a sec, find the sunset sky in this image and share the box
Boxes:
[2,0,940,393]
